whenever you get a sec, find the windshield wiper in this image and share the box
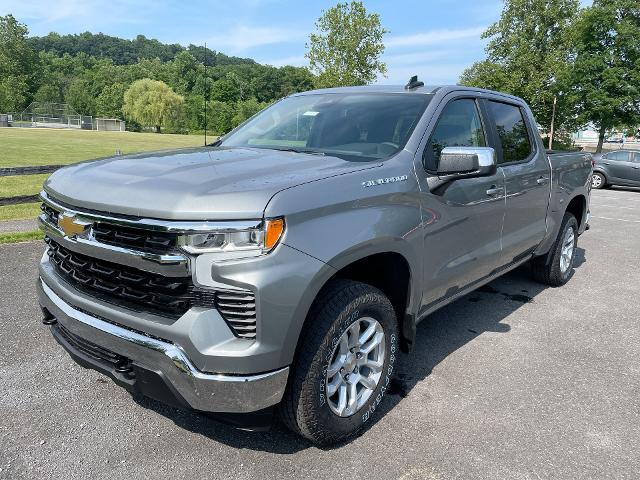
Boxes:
[269,147,325,156]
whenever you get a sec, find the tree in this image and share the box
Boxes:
[123,79,184,133]
[231,98,269,128]
[562,0,640,152]
[459,0,579,132]
[0,14,39,111]
[65,77,96,115]
[306,1,387,88]
[96,83,127,118]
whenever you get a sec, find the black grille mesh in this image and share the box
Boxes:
[46,237,193,316]
[45,237,257,338]
[91,223,178,254]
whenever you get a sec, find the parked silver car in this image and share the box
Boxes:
[592,150,640,188]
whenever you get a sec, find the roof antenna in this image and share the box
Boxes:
[405,75,424,90]
[204,42,207,146]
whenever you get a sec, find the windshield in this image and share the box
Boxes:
[219,93,431,161]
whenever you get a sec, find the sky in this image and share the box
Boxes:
[0,0,506,85]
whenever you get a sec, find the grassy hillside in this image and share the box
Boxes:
[0,128,207,167]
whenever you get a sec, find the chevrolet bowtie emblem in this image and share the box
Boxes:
[58,213,91,237]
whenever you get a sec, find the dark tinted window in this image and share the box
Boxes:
[423,99,486,171]
[605,151,630,161]
[488,101,532,163]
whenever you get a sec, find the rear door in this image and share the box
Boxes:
[629,152,640,184]
[485,100,550,263]
[603,151,635,183]
[415,95,506,306]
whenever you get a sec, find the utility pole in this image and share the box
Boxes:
[204,42,207,146]
[548,95,557,151]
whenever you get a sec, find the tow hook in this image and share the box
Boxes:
[41,307,57,325]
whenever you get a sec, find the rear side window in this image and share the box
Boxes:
[605,151,630,161]
[633,152,640,163]
[423,98,486,171]
[488,101,532,163]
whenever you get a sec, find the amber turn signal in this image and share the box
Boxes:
[265,218,285,250]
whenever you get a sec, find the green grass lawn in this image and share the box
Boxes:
[0,202,41,221]
[0,174,49,198]
[0,128,207,167]
[0,230,42,244]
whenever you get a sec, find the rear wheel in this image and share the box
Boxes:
[591,172,606,189]
[531,212,578,286]
[280,279,399,445]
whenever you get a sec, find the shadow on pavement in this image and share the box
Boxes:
[133,250,587,453]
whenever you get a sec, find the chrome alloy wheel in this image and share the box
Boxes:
[560,226,575,274]
[325,317,386,417]
[592,173,603,188]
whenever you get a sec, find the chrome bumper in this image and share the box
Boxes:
[38,279,289,413]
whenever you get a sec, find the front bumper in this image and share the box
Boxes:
[38,279,289,414]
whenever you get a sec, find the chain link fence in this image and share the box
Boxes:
[1,103,125,132]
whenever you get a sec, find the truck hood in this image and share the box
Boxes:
[44,147,377,220]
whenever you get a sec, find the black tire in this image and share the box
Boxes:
[531,212,578,287]
[279,279,399,445]
[591,172,607,189]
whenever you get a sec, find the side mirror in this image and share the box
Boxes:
[437,147,497,179]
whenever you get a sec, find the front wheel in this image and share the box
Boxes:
[531,212,578,286]
[591,172,606,189]
[280,279,399,445]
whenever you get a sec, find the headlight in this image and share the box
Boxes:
[179,218,285,259]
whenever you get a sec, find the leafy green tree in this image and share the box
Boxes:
[123,79,184,133]
[459,0,579,131]
[33,84,63,103]
[65,77,96,115]
[0,14,39,111]
[206,100,234,135]
[210,76,242,103]
[231,98,269,128]
[96,83,127,118]
[562,0,640,152]
[306,1,387,88]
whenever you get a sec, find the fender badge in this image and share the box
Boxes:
[362,175,408,188]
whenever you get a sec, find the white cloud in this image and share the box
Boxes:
[386,26,486,48]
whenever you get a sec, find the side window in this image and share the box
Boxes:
[606,151,630,162]
[488,101,532,163]
[423,98,486,171]
[633,152,640,163]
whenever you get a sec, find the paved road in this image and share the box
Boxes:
[0,219,38,233]
[1,188,639,480]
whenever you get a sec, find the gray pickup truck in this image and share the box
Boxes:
[37,80,592,445]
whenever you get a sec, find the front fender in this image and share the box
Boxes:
[265,157,423,316]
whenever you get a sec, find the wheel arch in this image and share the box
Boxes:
[284,246,417,366]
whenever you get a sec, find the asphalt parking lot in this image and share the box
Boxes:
[1,188,639,480]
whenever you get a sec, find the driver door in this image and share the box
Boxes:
[415,96,506,308]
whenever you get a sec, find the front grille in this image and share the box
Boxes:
[40,202,178,255]
[41,203,59,223]
[45,237,258,338]
[92,223,178,254]
[46,237,193,317]
[56,322,127,368]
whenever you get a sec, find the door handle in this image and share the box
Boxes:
[633,166,639,169]
[486,186,502,196]
[603,162,611,165]
[536,177,549,185]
